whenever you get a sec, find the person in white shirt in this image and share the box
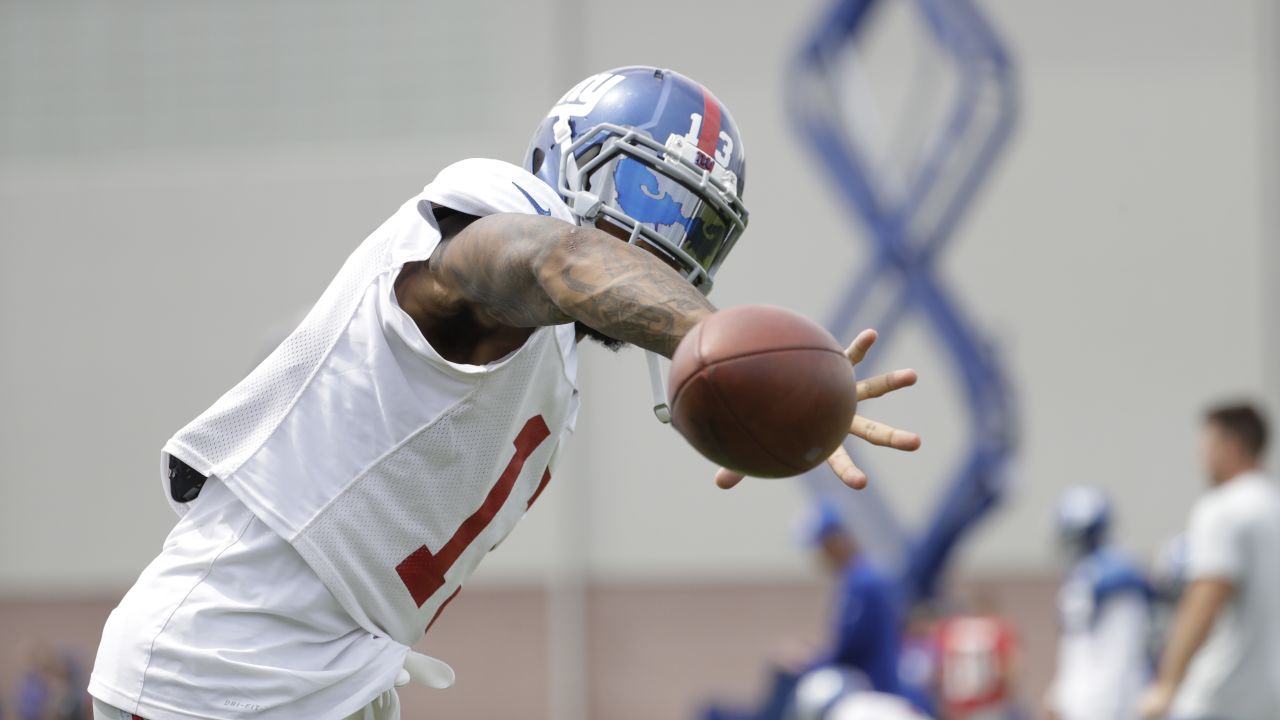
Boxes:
[1139,402,1280,720]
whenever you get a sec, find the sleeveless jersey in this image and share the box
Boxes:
[162,158,580,647]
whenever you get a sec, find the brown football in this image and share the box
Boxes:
[667,305,857,478]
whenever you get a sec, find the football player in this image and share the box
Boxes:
[88,66,921,720]
[1045,486,1151,720]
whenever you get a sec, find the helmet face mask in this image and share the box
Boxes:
[526,67,749,295]
[563,122,746,292]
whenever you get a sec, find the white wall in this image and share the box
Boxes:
[0,0,1274,593]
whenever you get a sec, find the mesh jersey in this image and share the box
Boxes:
[163,158,580,647]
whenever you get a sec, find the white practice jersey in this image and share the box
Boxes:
[163,158,580,646]
[1050,547,1151,720]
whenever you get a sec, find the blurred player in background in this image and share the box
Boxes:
[1140,403,1280,720]
[700,506,916,720]
[699,510,905,720]
[1043,486,1151,720]
[87,66,922,720]
[701,455,1018,720]
[809,505,907,694]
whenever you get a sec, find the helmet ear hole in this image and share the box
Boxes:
[530,147,545,175]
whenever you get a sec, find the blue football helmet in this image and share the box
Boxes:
[525,66,748,294]
[789,666,873,720]
[801,500,848,546]
[1055,485,1111,557]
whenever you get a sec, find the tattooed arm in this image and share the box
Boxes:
[429,212,715,357]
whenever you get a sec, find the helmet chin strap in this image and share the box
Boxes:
[646,351,672,423]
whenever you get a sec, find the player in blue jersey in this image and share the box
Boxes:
[808,505,906,694]
[699,470,1007,720]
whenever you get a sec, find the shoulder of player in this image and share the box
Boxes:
[1224,475,1280,528]
[1191,483,1236,521]
[422,158,574,223]
[1199,475,1277,520]
[1084,548,1149,601]
[1185,488,1270,551]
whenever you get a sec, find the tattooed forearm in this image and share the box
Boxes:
[541,229,714,356]
[432,213,714,356]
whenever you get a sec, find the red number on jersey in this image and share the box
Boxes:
[396,415,551,608]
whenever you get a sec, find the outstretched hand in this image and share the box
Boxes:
[714,329,920,491]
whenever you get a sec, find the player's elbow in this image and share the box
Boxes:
[540,223,609,267]
[1185,577,1236,616]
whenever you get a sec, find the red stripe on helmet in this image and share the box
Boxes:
[696,88,722,161]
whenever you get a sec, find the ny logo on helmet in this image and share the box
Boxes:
[550,72,625,118]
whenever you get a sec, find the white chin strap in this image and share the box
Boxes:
[646,351,672,424]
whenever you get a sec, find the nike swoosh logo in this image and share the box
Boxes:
[512,182,552,216]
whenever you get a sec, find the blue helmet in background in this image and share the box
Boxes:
[788,666,873,720]
[801,500,848,547]
[1055,485,1111,557]
[524,66,748,294]
[825,693,929,720]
